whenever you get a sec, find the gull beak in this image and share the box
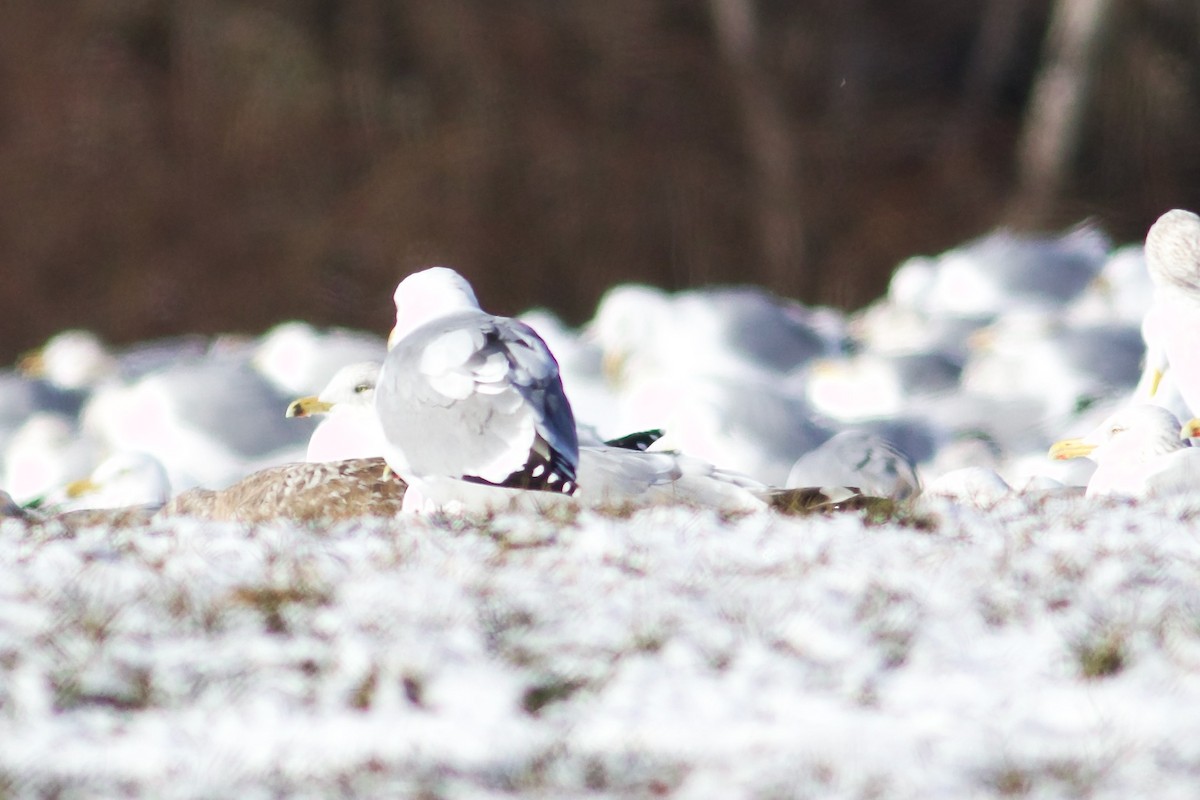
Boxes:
[1182,418,1200,440]
[64,477,99,499]
[967,326,996,352]
[809,359,840,377]
[285,396,333,418]
[1048,438,1096,460]
[17,349,44,377]
[601,351,627,386]
[1148,367,1165,398]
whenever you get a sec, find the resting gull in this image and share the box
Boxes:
[374,268,579,512]
[785,430,922,499]
[1048,404,1200,498]
[160,458,406,523]
[296,356,767,513]
[19,328,316,490]
[252,320,387,397]
[51,451,171,512]
[286,361,386,462]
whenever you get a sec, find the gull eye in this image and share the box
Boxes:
[354,383,371,394]
[1109,426,1124,436]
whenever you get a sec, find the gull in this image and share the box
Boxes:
[804,350,962,422]
[583,283,841,483]
[785,430,922,499]
[251,320,386,397]
[886,225,1109,320]
[1048,404,1200,498]
[374,268,580,512]
[285,361,386,462]
[3,413,103,505]
[587,283,838,386]
[47,451,171,512]
[160,458,407,523]
[923,466,1014,506]
[295,357,767,513]
[1142,208,1200,416]
[0,490,30,521]
[19,329,316,490]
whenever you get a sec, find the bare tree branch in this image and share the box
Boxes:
[1009,0,1115,224]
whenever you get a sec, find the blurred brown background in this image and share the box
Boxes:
[1,0,1198,362]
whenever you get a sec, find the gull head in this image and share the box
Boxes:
[1144,209,1200,293]
[18,329,118,390]
[62,451,171,510]
[388,268,481,348]
[585,284,671,386]
[286,361,380,417]
[1049,404,1188,465]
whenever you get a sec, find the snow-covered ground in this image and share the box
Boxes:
[3,491,1200,798]
[4,219,1200,797]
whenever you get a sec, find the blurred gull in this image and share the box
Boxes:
[960,310,1144,423]
[785,430,921,499]
[887,225,1109,320]
[16,328,317,491]
[375,267,580,513]
[78,350,315,490]
[611,372,832,486]
[19,329,210,391]
[0,489,29,520]
[1048,404,1200,498]
[924,466,1013,506]
[1064,245,1154,326]
[47,451,171,512]
[588,283,840,387]
[252,320,386,397]
[804,350,962,423]
[3,413,102,505]
[18,329,119,391]
[585,283,838,484]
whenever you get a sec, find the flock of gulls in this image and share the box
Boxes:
[4,208,1200,526]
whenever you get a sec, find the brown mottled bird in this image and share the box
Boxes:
[159,458,406,524]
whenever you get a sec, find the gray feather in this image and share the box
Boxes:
[376,310,578,487]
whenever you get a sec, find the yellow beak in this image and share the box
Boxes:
[285,396,333,418]
[64,477,99,498]
[1148,367,1165,398]
[601,351,627,385]
[1048,438,1096,460]
[1182,418,1200,440]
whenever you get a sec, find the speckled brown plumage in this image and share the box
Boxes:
[159,458,407,524]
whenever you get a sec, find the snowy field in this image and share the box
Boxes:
[4,217,1200,798]
[3,492,1200,798]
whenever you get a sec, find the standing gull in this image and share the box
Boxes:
[1048,404,1200,498]
[374,268,579,512]
[1143,209,1200,416]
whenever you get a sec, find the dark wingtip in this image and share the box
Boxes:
[603,428,665,452]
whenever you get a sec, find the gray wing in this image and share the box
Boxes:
[376,311,578,491]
